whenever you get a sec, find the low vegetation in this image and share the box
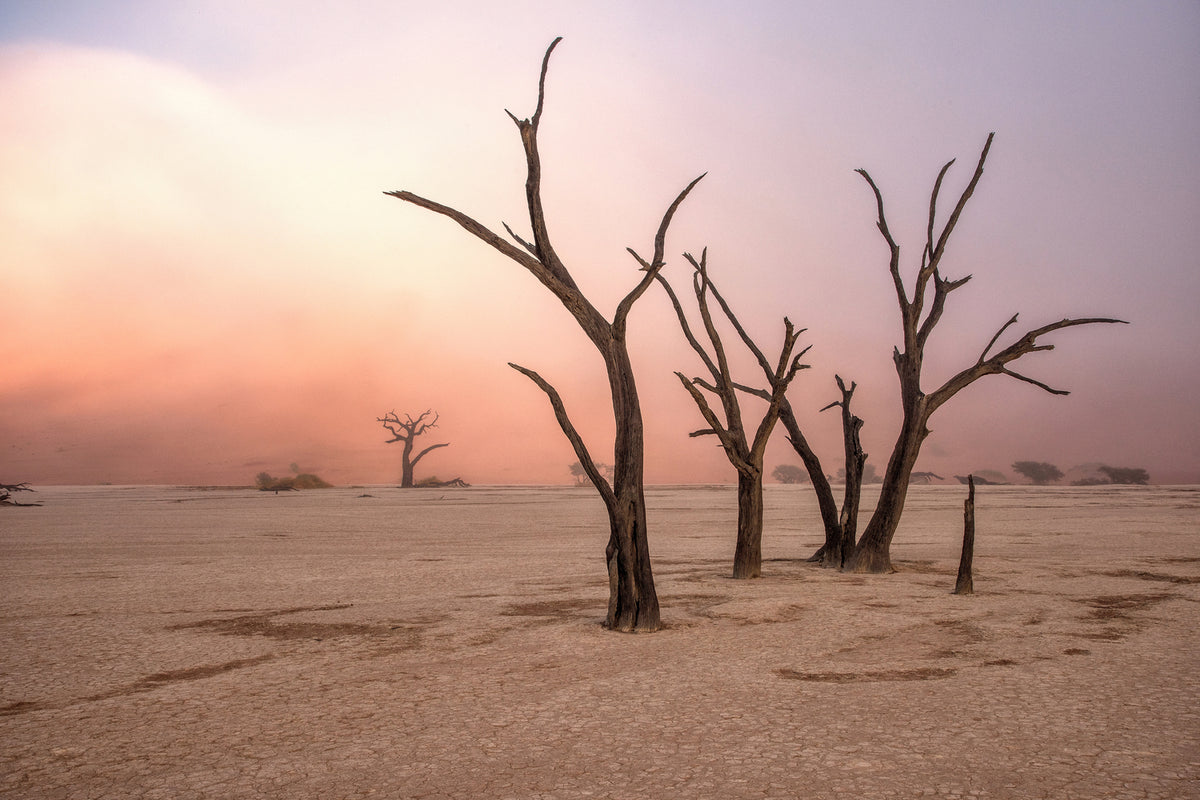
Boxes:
[255,471,332,492]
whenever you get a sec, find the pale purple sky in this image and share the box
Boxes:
[2,1,1198,484]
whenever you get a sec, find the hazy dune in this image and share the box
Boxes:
[2,485,1198,798]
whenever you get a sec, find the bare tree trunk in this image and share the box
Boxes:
[400,437,415,488]
[778,402,843,561]
[733,468,764,579]
[601,346,660,630]
[825,376,865,568]
[779,378,863,570]
[847,408,924,572]
[954,475,976,595]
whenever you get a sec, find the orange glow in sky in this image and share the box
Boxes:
[2,2,1198,485]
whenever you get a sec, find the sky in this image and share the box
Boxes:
[2,1,1198,486]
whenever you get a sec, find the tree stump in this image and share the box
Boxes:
[954,475,975,594]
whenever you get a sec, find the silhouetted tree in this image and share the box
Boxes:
[658,250,807,578]
[772,464,809,484]
[772,377,867,569]
[968,470,1009,485]
[843,133,1126,573]
[386,39,702,631]
[569,461,613,486]
[379,410,449,488]
[1012,461,1063,485]
[1098,465,1150,485]
[838,461,881,485]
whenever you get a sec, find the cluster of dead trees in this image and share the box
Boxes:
[386,39,1125,631]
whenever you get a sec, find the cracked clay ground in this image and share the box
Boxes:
[2,484,1198,799]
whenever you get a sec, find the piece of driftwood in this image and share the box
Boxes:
[1,483,42,507]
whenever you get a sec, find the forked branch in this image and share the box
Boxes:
[509,362,617,513]
[928,315,1128,412]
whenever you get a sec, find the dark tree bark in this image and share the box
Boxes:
[844,133,1127,573]
[657,250,807,578]
[378,409,450,488]
[822,376,866,568]
[386,38,701,631]
[954,475,976,595]
[776,400,841,556]
[775,377,864,569]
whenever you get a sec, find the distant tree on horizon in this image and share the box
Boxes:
[379,409,449,488]
[255,470,332,492]
[838,462,881,485]
[772,464,810,485]
[1098,465,1150,485]
[569,461,613,486]
[1012,461,1064,485]
[972,469,1009,485]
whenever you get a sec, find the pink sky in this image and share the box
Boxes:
[2,2,1198,485]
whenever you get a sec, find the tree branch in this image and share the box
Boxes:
[502,221,539,257]
[411,441,451,466]
[928,316,1128,413]
[509,362,616,512]
[654,267,720,381]
[928,133,993,272]
[856,167,908,314]
[674,371,745,467]
[614,174,706,336]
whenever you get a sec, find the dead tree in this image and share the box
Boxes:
[1,483,40,507]
[844,133,1127,573]
[954,475,976,595]
[818,377,866,567]
[657,249,807,578]
[378,410,449,488]
[386,38,702,632]
[769,375,866,569]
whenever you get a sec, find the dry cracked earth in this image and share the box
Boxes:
[2,484,1198,799]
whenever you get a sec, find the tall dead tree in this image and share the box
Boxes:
[816,377,867,567]
[657,249,807,578]
[386,38,702,631]
[378,409,449,488]
[844,133,1127,573]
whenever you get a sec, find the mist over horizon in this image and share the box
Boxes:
[3,2,1198,488]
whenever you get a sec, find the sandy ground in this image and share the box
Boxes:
[1,484,1198,799]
